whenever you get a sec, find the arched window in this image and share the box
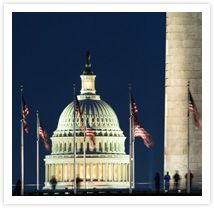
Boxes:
[64,143,66,152]
[99,143,102,152]
[68,143,71,152]
[110,143,113,151]
[87,142,90,151]
[80,143,83,152]
[105,143,108,151]
[60,143,62,152]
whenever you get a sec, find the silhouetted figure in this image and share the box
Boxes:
[164,171,171,192]
[76,175,82,190]
[154,172,160,193]
[50,176,57,190]
[13,179,21,195]
[173,171,181,192]
[185,171,194,191]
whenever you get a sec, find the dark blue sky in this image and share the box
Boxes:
[12,12,166,190]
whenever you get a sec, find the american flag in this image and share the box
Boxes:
[75,96,84,130]
[38,118,50,151]
[188,90,201,128]
[74,97,96,147]
[86,122,96,148]
[131,94,154,148]
[22,95,29,134]
[134,124,154,148]
[131,94,138,122]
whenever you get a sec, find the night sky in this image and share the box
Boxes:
[12,12,166,191]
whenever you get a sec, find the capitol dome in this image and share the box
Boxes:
[54,99,125,138]
[44,51,130,190]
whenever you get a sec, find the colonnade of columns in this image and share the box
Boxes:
[45,162,129,183]
[52,140,125,154]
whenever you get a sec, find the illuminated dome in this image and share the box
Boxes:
[44,51,130,190]
[54,99,124,138]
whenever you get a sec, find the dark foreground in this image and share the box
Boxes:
[13,189,202,196]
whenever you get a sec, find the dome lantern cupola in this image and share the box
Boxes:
[80,50,96,95]
[79,50,100,100]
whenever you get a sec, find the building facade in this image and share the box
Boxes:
[164,13,202,190]
[44,52,130,189]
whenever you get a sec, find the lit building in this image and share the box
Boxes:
[44,51,130,189]
[164,13,202,190]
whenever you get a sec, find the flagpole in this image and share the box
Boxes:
[187,81,190,193]
[132,113,135,190]
[20,85,24,196]
[73,84,77,194]
[84,111,87,190]
[36,110,39,191]
[128,84,133,194]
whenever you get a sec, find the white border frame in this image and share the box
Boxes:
[4,3,210,205]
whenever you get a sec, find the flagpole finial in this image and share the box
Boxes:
[36,110,39,114]
[20,85,23,92]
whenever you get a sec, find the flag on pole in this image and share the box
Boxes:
[134,124,154,148]
[22,95,29,134]
[86,123,96,148]
[38,118,50,151]
[188,90,201,128]
[74,96,96,147]
[75,96,84,130]
[131,94,154,148]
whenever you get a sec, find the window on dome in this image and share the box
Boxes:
[110,143,113,151]
[80,143,83,152]
[64,143,66,152]
[60,143,62,152]
[87,142,90,151]
[114,143,117,152]
[99,143,102,152]
[68,143,71,152]
[105,143,108,151]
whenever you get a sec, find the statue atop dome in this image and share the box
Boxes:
[83,50,94,75]
[86,50,90,64]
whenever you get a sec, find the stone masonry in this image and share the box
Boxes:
[164,13,202,191]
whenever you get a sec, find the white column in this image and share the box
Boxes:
[97,163,100,181]
[45,164,48,182]
[102,163,105,181]
[104,163,107,181]
[122,163,125,181]
[71,163,74,181]
[112,163,114,181]
[52,164,54,179]
[124,164,127,181]
[90,163,93,181]
[48,164,51,182]
[121,163,123,182]
[102,142,104,153]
